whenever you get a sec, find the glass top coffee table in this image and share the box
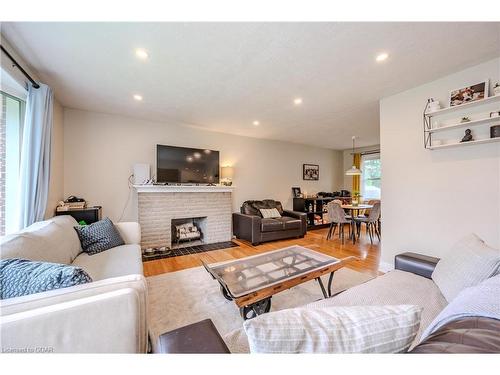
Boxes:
[202,245,356,319]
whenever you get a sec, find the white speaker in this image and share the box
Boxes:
[133,163,150,184]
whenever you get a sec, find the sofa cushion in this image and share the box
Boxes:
[241,200,284,217]
[260,218,283,232]
[306,270,448,345]
[74,218,125,255]
[260,217,301,232]
[71,244,143,281]
[243,305,422,353]
[0,216,82,265]
[278,217,301,230]
[0,258,92,299]
[432,234,500,302]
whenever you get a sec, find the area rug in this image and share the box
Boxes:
[147,265,374,350]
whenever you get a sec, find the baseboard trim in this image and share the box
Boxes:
[378,261,394,273]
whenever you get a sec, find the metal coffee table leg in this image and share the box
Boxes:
[240,297,272,320]
[316,272,335,298]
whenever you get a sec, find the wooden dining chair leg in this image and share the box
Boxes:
[340,223,345,244]
[326,223,332,240]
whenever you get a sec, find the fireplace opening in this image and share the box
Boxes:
[171,217,207,249]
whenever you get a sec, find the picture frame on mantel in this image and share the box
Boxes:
[303,164,319,180]
[292,187,302,198]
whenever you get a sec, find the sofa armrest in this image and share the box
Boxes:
[0,275,148,353]
[232,213,261,245]
[395,252,440,279]
[115,222,141,244]
[283,210,307,236]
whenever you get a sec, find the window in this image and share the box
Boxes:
[0,91,25,236]
[361,153,381,200]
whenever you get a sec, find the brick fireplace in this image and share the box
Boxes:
[135,185,233,249]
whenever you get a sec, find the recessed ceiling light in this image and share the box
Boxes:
[135,48,149,60]
[253,120,260,126]
[133,94,143,101]
[293,98,303,105]
[193,152,201,159]
[376,52,389,62]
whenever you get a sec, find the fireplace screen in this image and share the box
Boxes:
[171,217,206,247]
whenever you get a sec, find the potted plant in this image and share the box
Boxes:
[352,191,361,206]
[494,82,500,96]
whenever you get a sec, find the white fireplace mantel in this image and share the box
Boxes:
[133,184,234,193]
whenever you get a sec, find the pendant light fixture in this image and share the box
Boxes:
[345,136,362,176]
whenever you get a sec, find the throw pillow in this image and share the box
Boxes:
[259,208,281,219]
[74,217,125,255]
[420,274,500,342]
[432,233,500,302]
[0,258,92,299]
[243,305,422,353]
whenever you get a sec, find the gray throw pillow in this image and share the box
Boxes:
[0,258,92,299]
[74,217,125,255]
[432,233,500,302]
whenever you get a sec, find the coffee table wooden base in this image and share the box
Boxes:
[218,256,357,320]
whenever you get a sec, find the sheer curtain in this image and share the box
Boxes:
[18,83,53,229]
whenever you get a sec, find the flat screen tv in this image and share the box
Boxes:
[156,144,219,184]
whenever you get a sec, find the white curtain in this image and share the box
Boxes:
[18,83,53,229]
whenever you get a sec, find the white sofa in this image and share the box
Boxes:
[0,215,147,353]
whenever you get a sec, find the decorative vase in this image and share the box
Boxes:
[428,100,441,112]
[352,197,359,207]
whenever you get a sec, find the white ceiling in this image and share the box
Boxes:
[2,22,499,149]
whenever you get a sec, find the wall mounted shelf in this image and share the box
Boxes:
[426,116,500,134]
[427,137,500,150]
[425,94,500,117]
[423,93,500,150]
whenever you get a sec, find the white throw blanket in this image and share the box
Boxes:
[420,274,500,342]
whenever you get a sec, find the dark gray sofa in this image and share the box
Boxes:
[232,200,307,245]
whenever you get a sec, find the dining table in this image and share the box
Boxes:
[341,204,373,244]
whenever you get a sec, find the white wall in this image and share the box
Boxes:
[63,109,344,221]
[45,99,64,218]
[380,58,500,268]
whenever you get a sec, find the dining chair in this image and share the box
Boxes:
[326,201,354,244]
[332,199,351,219]
[354,202,381,244]
[363,199,381,234]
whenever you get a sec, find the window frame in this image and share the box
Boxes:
[1,90,26,236]
[361,152,381,200]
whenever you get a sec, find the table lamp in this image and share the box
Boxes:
[221,166,234,186]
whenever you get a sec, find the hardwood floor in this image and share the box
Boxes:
[143,226,381,277]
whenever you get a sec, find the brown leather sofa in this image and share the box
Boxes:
[233,200,307,245]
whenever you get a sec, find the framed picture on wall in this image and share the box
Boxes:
[449,80,489,107]
[303,164,319,180]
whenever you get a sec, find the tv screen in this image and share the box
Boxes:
[156,144,219,184]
